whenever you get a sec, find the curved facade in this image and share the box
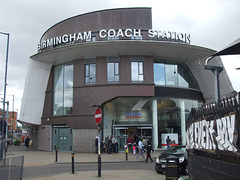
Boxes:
[20,8,234,152]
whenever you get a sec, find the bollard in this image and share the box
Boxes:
[71,153,75,174]
[126,148,129,161]
[98,154,101,177]
[55,148,58,162]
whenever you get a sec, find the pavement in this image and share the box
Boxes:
[5,145,188,180]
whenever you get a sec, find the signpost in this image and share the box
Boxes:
[95,108,102,177]
[95,108,102,125]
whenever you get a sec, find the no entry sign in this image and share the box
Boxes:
[95,108,102,124]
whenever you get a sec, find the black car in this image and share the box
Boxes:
[155,145,188,174]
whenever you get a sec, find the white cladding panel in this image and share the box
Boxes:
[20,59,52,125]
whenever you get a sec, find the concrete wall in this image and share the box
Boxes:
[73,129,98,153]
[37,125,52,151]
[188,153,240,180]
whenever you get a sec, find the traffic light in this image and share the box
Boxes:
[0,120,7,135]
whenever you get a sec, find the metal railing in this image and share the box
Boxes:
[0,156,24,180]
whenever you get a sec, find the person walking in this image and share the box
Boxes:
[142,137,148,149]
[24,135,30,148]
[107,136,113,154]
[136,138,145,160]
[145,141,154,163]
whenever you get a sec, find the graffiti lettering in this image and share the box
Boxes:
[186,114,237,152]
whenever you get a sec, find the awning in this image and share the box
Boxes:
[205,38,240,66]
[212,38,240,56]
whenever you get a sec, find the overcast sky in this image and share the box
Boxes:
[0,0,240,117]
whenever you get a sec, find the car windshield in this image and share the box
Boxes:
[165,146,186,154]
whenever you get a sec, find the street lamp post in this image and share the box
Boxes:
[0,31,10,160]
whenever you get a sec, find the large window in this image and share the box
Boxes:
[107,62,119,82]
[154,60,200,90]
[53,63,73,116]
[85,59,96,84]
[107,56,119,82]
[131,61,143,82]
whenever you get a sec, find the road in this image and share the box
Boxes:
[23,161,157,179]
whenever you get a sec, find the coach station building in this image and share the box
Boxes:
[20,8,234,152]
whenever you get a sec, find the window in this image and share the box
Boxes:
[85,62,96,84]
[154,63,165,85]
[107,62,119,82]
[53,63,73,116]
[154,60,200,90]
[131,62,143,82]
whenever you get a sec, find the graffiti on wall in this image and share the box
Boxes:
[186,93,239,153]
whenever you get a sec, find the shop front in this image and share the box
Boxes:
[103,96,201,151]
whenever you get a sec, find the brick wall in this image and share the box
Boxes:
[188,153,240,180]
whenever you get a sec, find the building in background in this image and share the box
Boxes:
[20,8,235,152]
[0,110,17,136]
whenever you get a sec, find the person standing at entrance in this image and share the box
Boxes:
[136,138,145,160]
[166,136,171,149]
[145,141,154,163]
[127,136,133,153]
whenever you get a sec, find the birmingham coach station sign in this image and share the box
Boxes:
[37,28,191,51]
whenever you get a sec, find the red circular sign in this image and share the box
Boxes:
[95,108,102,124]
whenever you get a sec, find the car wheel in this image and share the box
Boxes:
[155,170,164,174]
[155,167,164,174]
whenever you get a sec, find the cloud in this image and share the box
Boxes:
[0,0,240,116]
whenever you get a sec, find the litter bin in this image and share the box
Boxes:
[166,157,179,180]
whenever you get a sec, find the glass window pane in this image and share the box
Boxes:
[131,62,139,81]
[107,63,114,82]
[115,75,119,81]
[64,64,73,89]
[53,65,64,91]
[64,89,73,115]
[115,63,119,75]
[165,64,178,86]
[139,62,143,74]
[85,64,89,77]
[154,63,165,85]
[53,90,63,115]
[90,64,96,83]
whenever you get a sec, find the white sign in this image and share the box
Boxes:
[161,133,178,149]
[38,28,191,51]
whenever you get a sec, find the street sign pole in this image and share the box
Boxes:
[98,124,101,177]
[0,32,10,160]
[94,107,102,177]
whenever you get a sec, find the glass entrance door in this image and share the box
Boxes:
[114,126,152,151]
[114,127,127,151]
